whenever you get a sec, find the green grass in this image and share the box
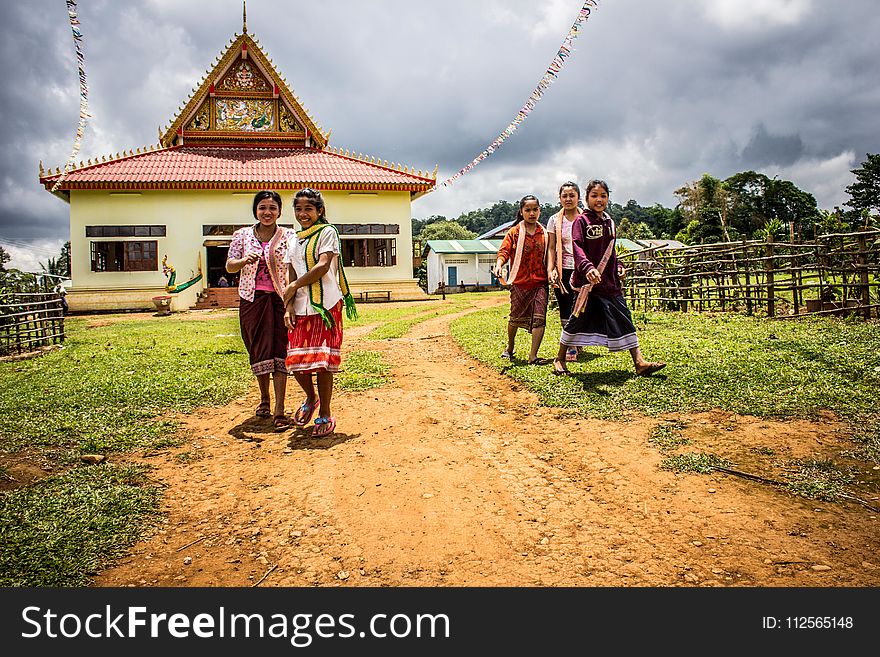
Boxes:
[648,421,692,453]
[337,350,391,392]
[660,452,731,474]
[0,463,162,586]
[365,303,473,340]
[783,458,855,502]
[0,310,397,587]
[0,315,252,455]
[451,305,880,423]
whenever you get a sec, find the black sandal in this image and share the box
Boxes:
[528,357,551,365]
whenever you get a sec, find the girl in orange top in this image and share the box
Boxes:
[492,195,550,365]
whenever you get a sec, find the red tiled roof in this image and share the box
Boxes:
[41,146,435,192]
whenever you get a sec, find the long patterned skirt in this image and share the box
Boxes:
[560,294,639,352]
[285,300,344,373]
[238,290,288,376]
[552,268,576,324]
[509,284,548,332]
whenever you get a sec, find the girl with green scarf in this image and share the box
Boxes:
[282,188,357,437]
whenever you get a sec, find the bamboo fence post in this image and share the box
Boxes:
[857,231,870,318]
[765,235,776,317]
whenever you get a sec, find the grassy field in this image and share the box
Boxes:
[451,305,880,424]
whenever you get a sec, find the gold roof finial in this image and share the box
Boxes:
[242,1,247,34]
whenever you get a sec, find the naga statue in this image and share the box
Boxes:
[162,254,203,293]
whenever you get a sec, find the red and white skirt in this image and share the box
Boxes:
[285,300,343,373]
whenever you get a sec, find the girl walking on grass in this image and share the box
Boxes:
[492,195,550,366]
[547,180,583,363]
[552,179,665,377]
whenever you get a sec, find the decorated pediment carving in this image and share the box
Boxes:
[186,100,211,131]
[218,58,271,92]
[279,104,302,132]
[160,32,326,148]
[216,98,274,132]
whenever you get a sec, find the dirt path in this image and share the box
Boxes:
[95,297,880,587]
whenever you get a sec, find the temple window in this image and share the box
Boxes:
[86,225,166,237]
[90,241,158,272]
[341,238,397,268]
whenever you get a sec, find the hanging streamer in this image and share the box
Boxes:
[51,0,91,193]
[437,0,599,189]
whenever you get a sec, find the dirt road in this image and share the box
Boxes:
[95,297,880,587]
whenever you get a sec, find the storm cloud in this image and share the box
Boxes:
[1,0,878,270]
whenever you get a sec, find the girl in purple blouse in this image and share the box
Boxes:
[552,179,665,377]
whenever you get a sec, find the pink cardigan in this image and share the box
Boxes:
[227,225,292,302]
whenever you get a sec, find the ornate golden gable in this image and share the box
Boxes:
[160,29,326,149]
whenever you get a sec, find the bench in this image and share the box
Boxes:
[354,290,391,302]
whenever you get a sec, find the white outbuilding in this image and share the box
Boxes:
[423,239,503,294]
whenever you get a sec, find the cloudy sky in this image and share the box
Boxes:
[1,0,878,270]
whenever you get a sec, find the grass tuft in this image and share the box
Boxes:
[0,463,162,586]
[660,452,731,474]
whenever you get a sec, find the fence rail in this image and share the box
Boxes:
[0,291,66,356]
[618,229,880,319]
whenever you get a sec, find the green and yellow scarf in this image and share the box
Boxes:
[297,222,358,327]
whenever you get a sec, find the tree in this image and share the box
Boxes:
[412,215,446,236]
[41,241,71,277]
[724,171,819,240]
[418,220,477,241]
[845,153,880,215]
[0,245,10,271]
[646,204,685,240]
[456,200,519,236]
[674,174,730,244]
[617,217,655,241]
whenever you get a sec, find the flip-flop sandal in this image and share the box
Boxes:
[255,401,271,418]
[636,362,666,376]
[501,350,513,360]
[313,416,336,437]
[528,357,551,365]
[565,347,578,362]
[273,415,293,432]
[293,398,319,426]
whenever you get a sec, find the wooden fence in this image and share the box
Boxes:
[0,273,66,356]
[618,229,880,319]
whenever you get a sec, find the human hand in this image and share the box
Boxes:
[617,264,627,281]
[282,282,297,305]
[244,252,260,265]
[549,270,559,287]
[284,310,296,331]
[587,268,601,285]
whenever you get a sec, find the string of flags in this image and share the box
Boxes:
[439,0,599,189]
[51,0,91,193]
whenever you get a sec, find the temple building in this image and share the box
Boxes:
[40,13,434,311]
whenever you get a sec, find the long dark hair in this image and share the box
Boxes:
[513,194,540,225]
[252,190,282,219]
[294,187,327,224]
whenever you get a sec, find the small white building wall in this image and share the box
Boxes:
[425,250,499,293]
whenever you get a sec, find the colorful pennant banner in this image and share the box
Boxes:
[51,0,91,193]
[438,0,599,189]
